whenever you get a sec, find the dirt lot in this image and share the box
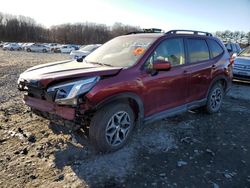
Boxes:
[0,50,250,188]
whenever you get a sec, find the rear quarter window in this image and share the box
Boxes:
[187,39,209,63]
[207,39,224,58]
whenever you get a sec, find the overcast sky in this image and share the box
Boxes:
[1,0,250,32]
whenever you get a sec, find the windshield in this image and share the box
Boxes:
[85,35,157,67]
[80,45,99,52]
[239,47,250,57]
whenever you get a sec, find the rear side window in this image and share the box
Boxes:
[207,39,224,58]
[187,39,209,63]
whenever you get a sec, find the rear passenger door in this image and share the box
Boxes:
[184,38,213,102]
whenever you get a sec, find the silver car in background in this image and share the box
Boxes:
[225,42,242,55]
[70,44,101,61]
[233,46,250,81]
[25,43,50,53]
[3,43,22,51]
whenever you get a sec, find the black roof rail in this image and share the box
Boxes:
[126,28,163,35]
[126,31,144,35]
[166,30,213,36]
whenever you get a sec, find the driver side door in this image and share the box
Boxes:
[141,38,189,117]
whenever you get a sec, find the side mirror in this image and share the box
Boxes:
[153,60,171,71]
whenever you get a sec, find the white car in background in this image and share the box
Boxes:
[70,44,102,61]
[25,44,50,53]
[45,43,61,52]
[54,45,75,53]
[21,43,34,50]
[3,43,22,51]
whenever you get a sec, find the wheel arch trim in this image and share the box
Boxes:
[94,92,144,125]
[206,75,231,98]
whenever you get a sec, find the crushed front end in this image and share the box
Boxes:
[17,76,99,130]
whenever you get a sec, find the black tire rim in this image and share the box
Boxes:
[105,111,131,147]
[210,87,222,110]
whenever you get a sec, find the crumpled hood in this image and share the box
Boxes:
[18,59,122,87]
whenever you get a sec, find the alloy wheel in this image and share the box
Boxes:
[105,111,131,147]
[210,87,222,110]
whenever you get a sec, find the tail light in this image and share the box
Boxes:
[229,53,237,65]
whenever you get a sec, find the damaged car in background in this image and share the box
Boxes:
[18,29,233,152]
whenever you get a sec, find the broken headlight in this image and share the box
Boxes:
[47,77,99,105]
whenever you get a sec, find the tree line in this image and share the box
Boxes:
[0,12,139,44]
[215,30,250,45]
[0,12,249,45]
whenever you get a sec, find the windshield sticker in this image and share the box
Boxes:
[133,47,145,56]
[131,42,151,47]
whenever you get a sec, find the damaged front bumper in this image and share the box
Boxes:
[23,95,76,120]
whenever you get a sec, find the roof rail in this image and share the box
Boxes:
[166,30,213,36]
[126,28,163,35]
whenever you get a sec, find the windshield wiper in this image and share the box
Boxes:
[102,63,113,67]
[89,61,103,66]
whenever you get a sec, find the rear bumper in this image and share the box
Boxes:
[23,95,76,120]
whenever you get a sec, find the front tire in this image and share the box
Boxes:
[205,83,224,114]
[89,103,135,153]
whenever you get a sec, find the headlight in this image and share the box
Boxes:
[47,77,99,105]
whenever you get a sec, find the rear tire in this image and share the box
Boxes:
[27,48,31,52]
[42,49,47,53]
[89,103,135,153]
[205,83,224,114]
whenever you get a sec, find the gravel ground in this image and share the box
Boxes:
[0,50,250,188]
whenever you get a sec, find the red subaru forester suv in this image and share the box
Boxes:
[18,29,233,152]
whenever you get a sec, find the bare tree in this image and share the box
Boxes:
[1,12,249,46]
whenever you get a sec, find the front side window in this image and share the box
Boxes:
[145,38,185,68]
[187,39,209,63]
[207,39,224,58]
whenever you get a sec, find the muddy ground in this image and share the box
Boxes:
[0,50,250,188]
